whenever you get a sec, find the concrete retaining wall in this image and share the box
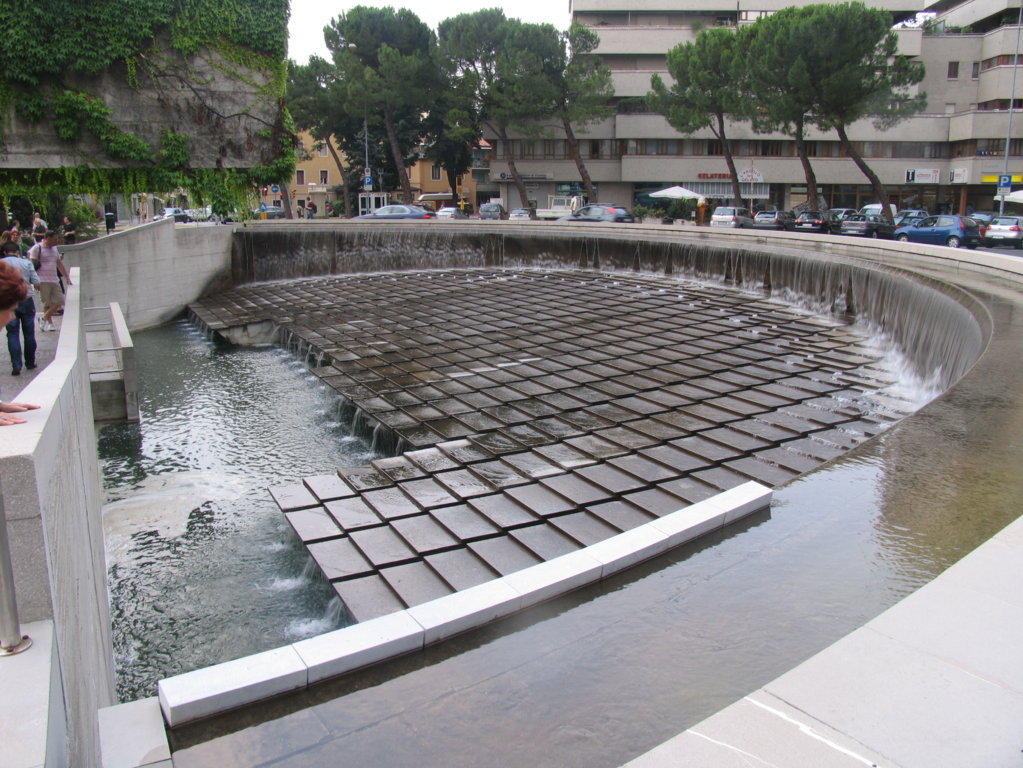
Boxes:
[1,270,115,765]
[63,220,235,331]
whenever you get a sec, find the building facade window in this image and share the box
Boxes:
[319,169,329,185]
[947,61,959,79]
[431,164,442,180]
[295,169,305,186]
[972,61,980,78]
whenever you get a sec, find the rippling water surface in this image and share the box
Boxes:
[99,321,375,701]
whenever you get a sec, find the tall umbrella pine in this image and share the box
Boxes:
[648,29,750,207]
[744,15,826,212]
[801,2,926,222]
[439,13,558,214]
[555,24,614,203]
[325,7,440,204]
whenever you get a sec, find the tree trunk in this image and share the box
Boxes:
[561,107,596,202]
[491,122,533,218]
[324,133,352,218]
[836,123,893,222]
[446,168,460,208]
[792,117,823,211]
[280,184,295,219]
[382,104,413,204]
[715,112,743,207]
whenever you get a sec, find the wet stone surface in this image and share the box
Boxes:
[190,269,914,622]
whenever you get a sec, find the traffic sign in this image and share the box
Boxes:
[998,174,1012,196]
[270,184,279,194]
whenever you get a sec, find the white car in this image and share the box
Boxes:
[710,206,754,228]
[508,208,533,221]
[435,207,468,219]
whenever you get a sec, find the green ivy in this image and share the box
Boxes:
[0,0,293,209]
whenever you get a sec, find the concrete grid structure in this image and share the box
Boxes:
[489,0,1023,215]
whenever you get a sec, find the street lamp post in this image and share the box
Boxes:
[999,3,1023,215]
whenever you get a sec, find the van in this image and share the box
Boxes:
[859,203,898,218]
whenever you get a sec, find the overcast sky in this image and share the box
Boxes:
[288,0,573,62]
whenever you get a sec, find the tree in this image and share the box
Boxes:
[743,14,826,212]
[648,28,750,207]
[288,57,359,218]
[325,6,441,204]
[421,66,481,207]
[803,2,926,221]
[439,12,558,214]
[552,24,614,202]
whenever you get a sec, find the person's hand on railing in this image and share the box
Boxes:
[0,401,40,425]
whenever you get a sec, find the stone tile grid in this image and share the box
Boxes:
[209,269,912,617]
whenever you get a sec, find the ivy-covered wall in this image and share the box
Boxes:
[0,0,294,200]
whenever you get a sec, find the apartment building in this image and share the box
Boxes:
[487,0,1023,215]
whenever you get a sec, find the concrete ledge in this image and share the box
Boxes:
[98,697,170,768]
[0,621,55,768]
[152,482,771,730]
[158,646,307,728]
[293,611,424,685]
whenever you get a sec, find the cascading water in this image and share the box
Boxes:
[100,320,375,700]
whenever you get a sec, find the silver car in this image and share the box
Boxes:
[984,216,1023,249]
[710,206,754,228]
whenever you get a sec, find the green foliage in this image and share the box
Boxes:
[63,198,103,241]
[632,204,654,221]
[0,0,290,211]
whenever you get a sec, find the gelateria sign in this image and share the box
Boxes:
[697,168,765,183]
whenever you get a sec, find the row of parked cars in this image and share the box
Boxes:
[710,204,1023,249]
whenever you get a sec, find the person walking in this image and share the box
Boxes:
[0,260,39,425]
[28,231,70,332]
[2,241,39,375]
[31,211,47,243]
[61,215,76,244]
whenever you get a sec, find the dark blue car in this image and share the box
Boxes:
[894,215,981,249]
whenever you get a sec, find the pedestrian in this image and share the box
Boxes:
[0,261,40,425]
[31,211,47,243]
[2,241,39,376]
[28,231,70,332]
[306,201,317,219]
[61,215,76,244]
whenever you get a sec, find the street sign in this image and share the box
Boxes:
[270,184,279,194]
[998,174,1012,196]
[363,171,372,191]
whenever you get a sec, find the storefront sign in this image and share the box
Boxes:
[904,168,941,184]
[949,168,969,184]
[737,168,764,183]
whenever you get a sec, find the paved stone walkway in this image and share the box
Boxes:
[189,269,913,621]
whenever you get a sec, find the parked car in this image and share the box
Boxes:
[156,207,191,223]
[435,207,468,219]
[893,211,927,228]
[355,204,435,220]
[508,208,533,221]
[969,211,995,241]
[752,210,796,231]
[478,203,507,220]
[826,208,857,233]
[710,206,754,228]
[839,213,895,239]
[558,204,635,223]
[894,215,981,249]
[982,215,1022,248]
[794,211,831,233]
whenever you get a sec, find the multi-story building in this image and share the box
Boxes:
[487,0,1023,216]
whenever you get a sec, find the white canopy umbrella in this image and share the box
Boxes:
[994,189,1023,204]
[649,185,704,200]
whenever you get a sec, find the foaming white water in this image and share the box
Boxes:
[103,471,247,564]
